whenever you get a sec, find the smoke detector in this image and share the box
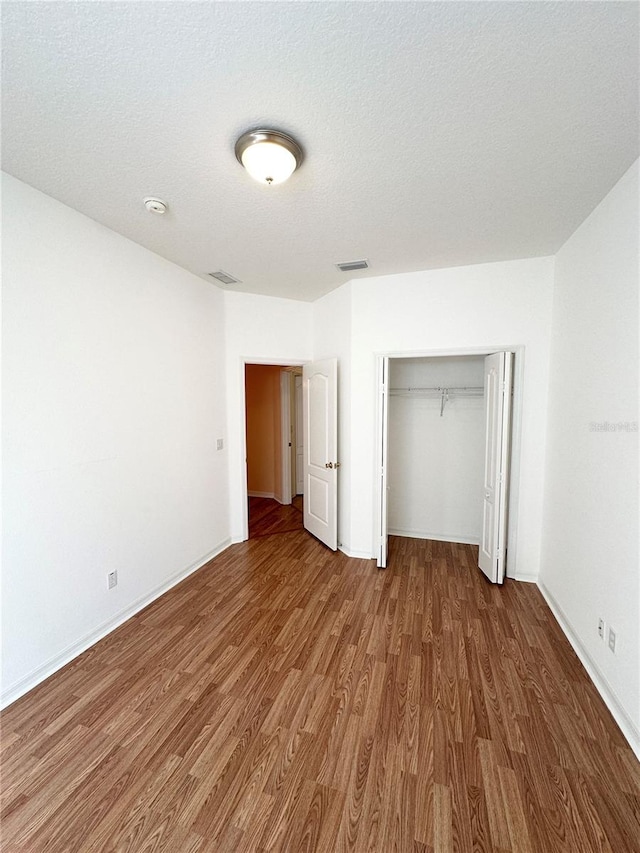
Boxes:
[144,197,168,215]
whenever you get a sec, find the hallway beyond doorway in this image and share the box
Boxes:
[248,495,303,539]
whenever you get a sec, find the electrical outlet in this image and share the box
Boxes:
[108,570,118,590]
[217,438,224,451]
[608,627,616,653]
[598,618,605,639]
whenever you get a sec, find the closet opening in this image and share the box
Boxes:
[376,349,520,582]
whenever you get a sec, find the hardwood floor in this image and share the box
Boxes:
[248,496,303,539]
[2,533,639,852]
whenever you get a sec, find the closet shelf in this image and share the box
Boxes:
[389,386,483,396]
[389,385,484,416]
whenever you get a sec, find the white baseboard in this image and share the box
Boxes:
[538,580,640,761]
[247,491,290,505]
[339,544,375,560]
[1,537,232,710]
[510,573,538,583]
[388,528,480,546]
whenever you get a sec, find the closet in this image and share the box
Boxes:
[387,355,485,544]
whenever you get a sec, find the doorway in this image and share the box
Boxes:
[376,348,521,580]
[241,357,339,550]
[245,363,304,539]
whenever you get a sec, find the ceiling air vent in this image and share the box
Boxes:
[208,270,241,285]
[335,259,369,273]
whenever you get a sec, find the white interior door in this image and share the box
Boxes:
[295,375,304,494]
[377,357,389,568]
[479,351,513,583]
[303,358,338,550]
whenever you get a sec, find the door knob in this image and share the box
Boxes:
[325,462,334,469]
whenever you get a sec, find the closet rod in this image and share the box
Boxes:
[389,385,483,393]
[389,385,484,417]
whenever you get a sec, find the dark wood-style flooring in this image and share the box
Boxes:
[2,533,639,852]
[249,495,303,539]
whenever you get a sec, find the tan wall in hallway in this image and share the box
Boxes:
[245,364,282,499]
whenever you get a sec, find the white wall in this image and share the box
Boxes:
[390,356,486,389]
[539,160,639,756]
[387,357,485,544]
[343,257,555,577]
[224,291,313,542]
[2,174,230,705]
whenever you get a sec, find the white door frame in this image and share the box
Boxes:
[240,357,306,542]
[280,371,293,505]
[374,345,524,578]
[294,374,304,495]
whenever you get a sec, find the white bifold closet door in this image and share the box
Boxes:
[377,357,389,568]
[478,351,513,584]
[303,358,338,551]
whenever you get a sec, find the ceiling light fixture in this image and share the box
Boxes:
[235,129,303,185]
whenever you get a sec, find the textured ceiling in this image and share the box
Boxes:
[2,1,638,301]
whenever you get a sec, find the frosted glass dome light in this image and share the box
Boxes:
[235,129,303,185]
